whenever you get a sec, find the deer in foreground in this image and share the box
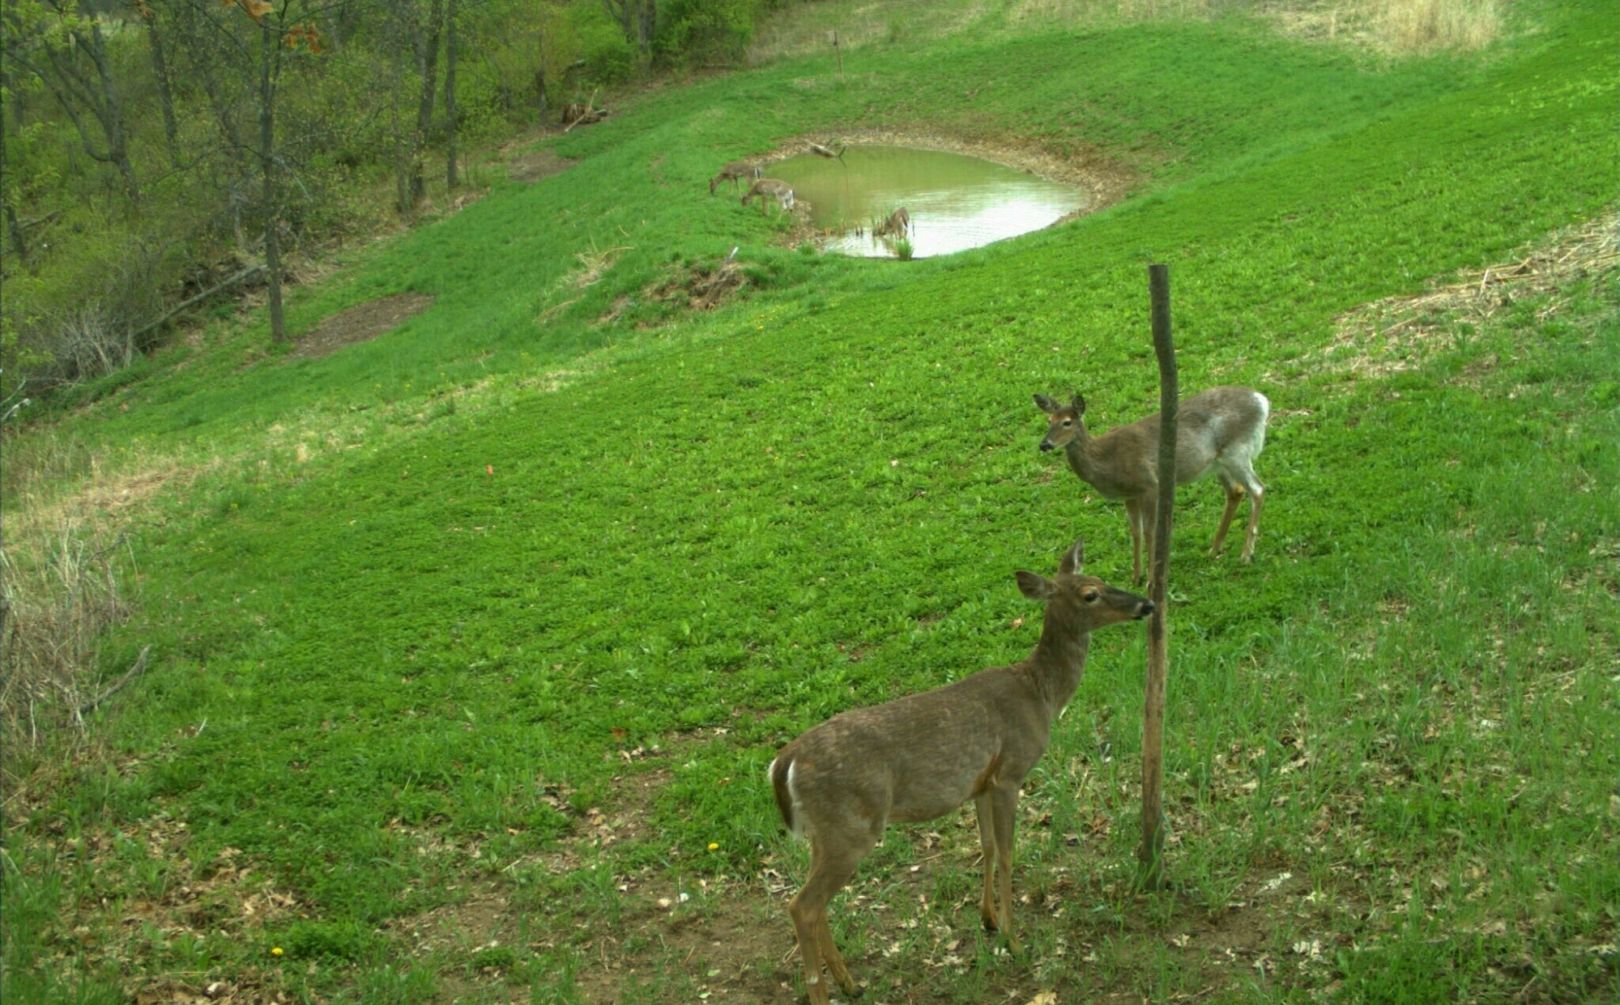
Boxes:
[1035,386,1269,585]
[874,206,910,238]
[768,539,1152,1005]
[709,160,761,194]
[742,178,795,214]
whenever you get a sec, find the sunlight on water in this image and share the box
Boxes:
[770,146,1086,258]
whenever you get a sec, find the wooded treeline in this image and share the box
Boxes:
[0,0,780,406]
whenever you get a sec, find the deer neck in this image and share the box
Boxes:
[1062,431,1101,484]
[1028,616,1092,714]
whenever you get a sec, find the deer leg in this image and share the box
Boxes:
[1137,494,1159,588]
[790,830,869,1004]
[1240,482,1265,563]
[974,792,999,933]
[988,785,1023,954]
[816,919,857,997]
[1211,476,1243,556]
[1124,498,1145,585]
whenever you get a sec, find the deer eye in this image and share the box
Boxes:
[1061,419,1072,427]
[1082,590,1100,603]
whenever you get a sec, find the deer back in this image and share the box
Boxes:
[1164,386,1269,484]
[777,665,1056,832]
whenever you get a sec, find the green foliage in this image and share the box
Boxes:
[569,2,638,84]
[4,1,1619,1003]
[656,0,763,66]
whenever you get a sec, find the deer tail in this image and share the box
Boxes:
[768,752,803,839]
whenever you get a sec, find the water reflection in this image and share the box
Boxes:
[769,145,1086,258]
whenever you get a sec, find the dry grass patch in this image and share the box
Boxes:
[746,0,999,65]
[1318,211,1618,379]
[1264,0,1503,53]
[1004,0,1503,53]
[0,440,212,758]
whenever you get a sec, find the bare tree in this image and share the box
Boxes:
[170,0,326,342]
[5,1,142,205]
[137,4,183,168]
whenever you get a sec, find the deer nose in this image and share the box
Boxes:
[1039,441,1054,452]
[1138,601,1156,618]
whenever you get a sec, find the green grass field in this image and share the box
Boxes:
[4,1,1617,1003]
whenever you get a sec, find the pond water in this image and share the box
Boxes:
[769,145,1087,259]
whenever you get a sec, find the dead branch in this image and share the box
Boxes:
[77,645,151,719]
[131,265,265,344]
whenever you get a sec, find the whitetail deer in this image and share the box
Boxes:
[1034,386,1269,585]
[709,161,761,194]
[742,178,795,214]
[874,206,910,238]
[768,539,1151,1005]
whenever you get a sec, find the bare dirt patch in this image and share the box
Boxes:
[291,292,434,360]
[505,145,573,184]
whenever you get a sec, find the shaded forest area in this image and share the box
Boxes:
[0,0,772,403]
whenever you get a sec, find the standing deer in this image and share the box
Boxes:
[709,161,761,194]
[742,178,795,214]
[768,539,1152,1005]
[1034,386,1269,585]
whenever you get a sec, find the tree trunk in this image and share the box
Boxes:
[142,10,182,169]
[410,0,443,209]
[444,0,458,190]
[636,0,655,60]
[257,16,285,343]
[0,121,28,269]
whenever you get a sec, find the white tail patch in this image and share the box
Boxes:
[767,754,808,840]
[784,758,805,840]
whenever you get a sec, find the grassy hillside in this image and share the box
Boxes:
[4,1,1616,1003]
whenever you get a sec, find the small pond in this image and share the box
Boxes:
[769,145,1087,259]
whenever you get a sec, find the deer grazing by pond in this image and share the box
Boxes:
[768,539,1152,1005]
[874,206,910,238]
[709,161,762,194]
[742,178,795,214]
[1034,386,1270,585]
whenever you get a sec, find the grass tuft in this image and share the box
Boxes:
[0,521,133,760]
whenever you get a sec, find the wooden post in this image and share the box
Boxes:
[1139,263,1177,889]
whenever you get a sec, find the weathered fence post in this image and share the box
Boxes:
[1139,263,1178,889]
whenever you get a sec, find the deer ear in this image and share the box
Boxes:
[1016,571,1054,600]
[1058,539,1085,576]
[1071,394,1086,414]
[1033,394,1056,414]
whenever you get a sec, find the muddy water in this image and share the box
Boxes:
[769,145,1086,259]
